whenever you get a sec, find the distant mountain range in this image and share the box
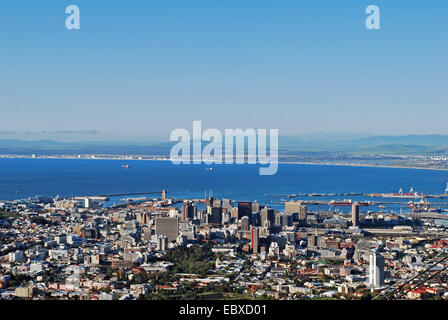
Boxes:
[0,134,448,155]
[277,134,448,154]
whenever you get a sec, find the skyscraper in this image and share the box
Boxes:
[238,202,252,219]
[298,205,307,221]
[285,201,307,222]
[252,200,260,213]
[260,207,275,227]
[205,195,214,208]
[155,217,179,242]
[241,216,250,231]
[368,252,384,289]
[181,202,196,222]
[285,201,301,214]
[251,227,259,254]
[352,202,360,227]
[208,207,223,225]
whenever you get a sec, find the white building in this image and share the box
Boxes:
[268,242,279,257]
[368,252,384,289]
[8,250,24,262]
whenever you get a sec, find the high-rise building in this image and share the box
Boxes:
[368,252,384,289]
[157,235,168,251]
[155,217,179,242]
[205,196,214,208]
[285,201,301,214]
[162,189,167,200]
[352,202,360,227]
[251,227,260,254]
[298,205,307,221]
[308,235,318,249]
[208,207,223,225]
[252,200,260,213]
[260,207,275,227]
[222,198,233,212]
[238,202,252,219]
[230,207,239,219]
[139,212,150,225]
[181,202,196,222]
[241,216,250,231]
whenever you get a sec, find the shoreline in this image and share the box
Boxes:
[278,161,448,171]
[0,155,447,172]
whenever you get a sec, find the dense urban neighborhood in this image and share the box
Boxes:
[2,190,448,300]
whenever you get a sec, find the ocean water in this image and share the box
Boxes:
[0,158,448,212]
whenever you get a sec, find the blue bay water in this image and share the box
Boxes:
[0,159,448,212]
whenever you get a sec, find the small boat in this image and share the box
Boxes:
[121,164,130,169]
[205,167,213,171]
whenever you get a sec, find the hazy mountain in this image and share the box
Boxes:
[0,134,448,155]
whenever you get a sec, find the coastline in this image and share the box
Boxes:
[278,161,448,171]
[0,154,447,172]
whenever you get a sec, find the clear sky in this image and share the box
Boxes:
[0,0,447,142]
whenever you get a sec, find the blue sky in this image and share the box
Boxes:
[0,0,447,142]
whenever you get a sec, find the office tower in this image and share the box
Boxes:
[368,252,384,289]
[352,202,360,227]
[155,217,179,242]
[285,201,302,214]
[308,235,318,249]
[179,222,196,240]
[260,207,275,227]
[181,202,196,222]
[157,235,168,251]
[251,211,261,226]
[143,228,152,241]
[252,200,260,213]
[205,195,214,208]
[274,213,290,227]
[230,207,239,219]
[222,198,233,212]
[298,205,307,221]
[140,212,150,225]
[208,207,223,225]
[281,214,292,227]
[222,211,230,224]
[213,199,222,207]
[238,201,252,219]
[176,235,187,246]
[251,227,260,254]
[241,216,250,231]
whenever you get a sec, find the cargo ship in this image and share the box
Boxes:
[369,187,422,199]
[410,199,441,213]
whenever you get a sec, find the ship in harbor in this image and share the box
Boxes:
[409,199,442,213]
[369,187,422,199]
